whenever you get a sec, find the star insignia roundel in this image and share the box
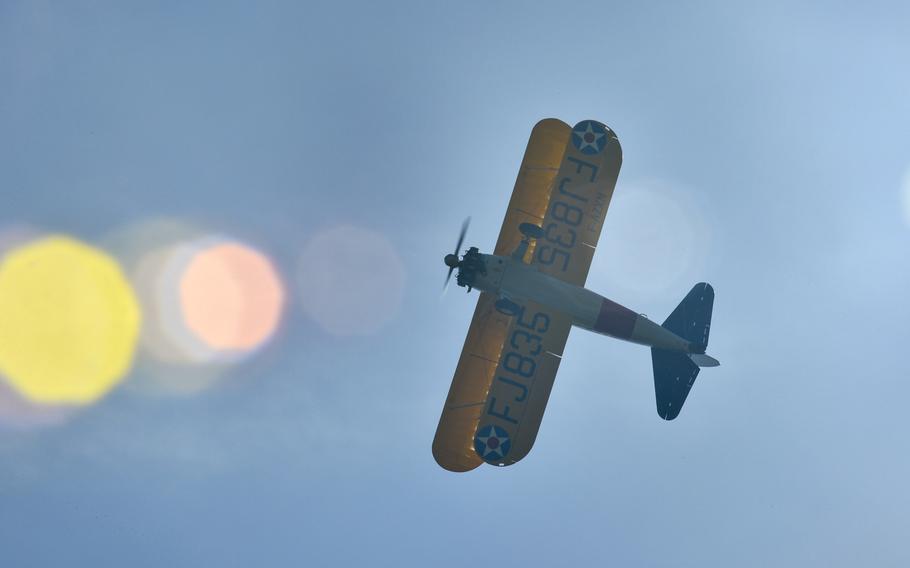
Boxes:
[571,120,608,155]
[474,424,512,463]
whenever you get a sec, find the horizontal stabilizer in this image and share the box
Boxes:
[652,348,699,420]
[688,353,719,367]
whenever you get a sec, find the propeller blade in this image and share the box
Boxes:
[443,217,470,295]
[444,265,455,292]
[454,217,470,256]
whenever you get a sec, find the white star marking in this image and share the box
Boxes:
[574,122,605,153]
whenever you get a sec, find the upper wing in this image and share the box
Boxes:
[531,120,623,286]
[492,119,574,260]
[432,119,571,472]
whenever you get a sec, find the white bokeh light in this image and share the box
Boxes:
[298,225,406,336]
[593,180,710,298]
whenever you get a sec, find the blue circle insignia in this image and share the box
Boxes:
[571,120,608,155]
[474,424,512,463]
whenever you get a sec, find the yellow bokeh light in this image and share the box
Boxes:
[0,236,141,404]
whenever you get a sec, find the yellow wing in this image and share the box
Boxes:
[432,119,571,471]
[471,300,573,466]
[532,120,622,286]
[492,119,573,259]
[433,119,623,471]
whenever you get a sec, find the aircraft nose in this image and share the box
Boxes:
[444,254,459,268]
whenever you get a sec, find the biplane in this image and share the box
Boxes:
[433,119,718,472]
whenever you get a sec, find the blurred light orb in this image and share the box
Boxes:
[0,227,82,428]
[298,225,406,336]
[0,235,141,404]
[179,239,285,353]
[137,236,285,366]
[596,182,709,297]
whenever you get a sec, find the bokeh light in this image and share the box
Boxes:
[143,236,285,364]
[594,181,710,298]
[0,235,141,405]
[298,225,406,336]
[180,240,284,352]
[0,227,77,429]
[104,221,286,387]
[134,242,210,365]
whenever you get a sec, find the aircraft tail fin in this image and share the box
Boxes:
[651,283,716,420]
[662,282,714,349]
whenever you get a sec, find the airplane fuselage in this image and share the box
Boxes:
[459,249,698,354]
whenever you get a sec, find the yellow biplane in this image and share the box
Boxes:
[434,119,718,472]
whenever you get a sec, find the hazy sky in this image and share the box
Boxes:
[2,1,910,566]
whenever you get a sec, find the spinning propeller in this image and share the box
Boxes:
[443,217,470,292]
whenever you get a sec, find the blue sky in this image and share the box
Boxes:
[2,1,910,566]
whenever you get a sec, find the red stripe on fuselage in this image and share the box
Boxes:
[593,298,638,339]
